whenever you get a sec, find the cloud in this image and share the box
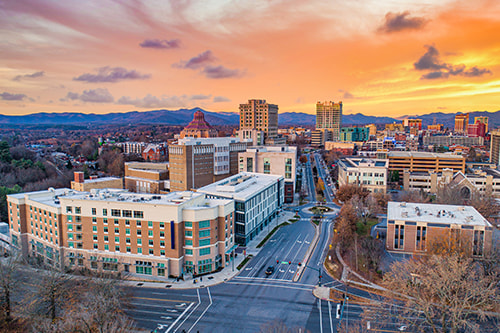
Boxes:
[342,91,354,99]
[173,50,216,69]
[61,88,114,103]
[414,45,492,80]
[73,66,151,83]
[117,94,185,108]
[213,96,231,103]
[0,92,27,101]
[378,11,427,33]
[202,65,243,79]
[189,94,211,100]
[12,71,45,81]
[437,106,447,110]
[139,38,181,49]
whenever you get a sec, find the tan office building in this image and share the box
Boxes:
[316,101,342,141]
[239,99,278,142]
[71,172,123,192]
[169,137,248,192]
[124,162,169,194]
[388,151,465,174]
[490,130,500,167]
[454,113,469,133]
[8,189,235,278]
[238,146,297,203]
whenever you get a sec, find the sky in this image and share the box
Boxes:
[1,0,500,117]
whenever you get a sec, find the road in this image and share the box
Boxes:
[314,153,335,203]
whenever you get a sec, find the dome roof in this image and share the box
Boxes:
[184,110,214,130]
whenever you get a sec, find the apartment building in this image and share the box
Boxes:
[316,101,342,141]
[197,172,284,245]
[117,142,146,154]
[239,99,278,143]
[168,137,248,192]
[238,146,297,203]
[388,151,465,173]
[71,172,123,192]
[337,158,388,193]
[124,162,169,194]
[423,134,483,147]
[8,189,235,278]
[403,119,422,130]
[340,127,369,142]
[386,202,492,256]
[490,130,500,167]
[311,129,333,147]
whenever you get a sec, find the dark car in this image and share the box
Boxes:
[265,266,275,275]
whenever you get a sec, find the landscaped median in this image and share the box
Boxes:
[256,216,300,248]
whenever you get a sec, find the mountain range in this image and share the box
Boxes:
[1,108,499,128]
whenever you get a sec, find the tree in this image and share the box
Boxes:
[335,202,358,249]
[396,190,430,204]
[0,141,12,163]
[0,251,21,322]
[336,184,369,203]
[350,194,380,224]
[364,249,500,333]
[299,155,308,164]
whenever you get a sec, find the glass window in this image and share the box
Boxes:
[199,229,210,238]
[185,221,192,228]
[103,208,107,216]
[134,211,144,219]
[185,240,193,246]
[159,222,165,228]
[148,221,153,228]
[92,226,97,232]
[185,249,193,255]
[199,247,210,256]
[185,230,192,237]
[111,209,121,217]
[66,206,72,213]
[199,220,210,229]
[92,208,96,215]
[75,207,81,214]
[199,239,210,246]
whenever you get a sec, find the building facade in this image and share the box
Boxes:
[423,134,484,148]
[316,101,342,141]
[168,137,248,192]
[71,172,123,192]
[340,127,369,142]
[474,116,489,133]
[386,202,492,256]
[180,110,218,139]
[490,130,500,167]
[197,173,284,245]
[337,158,388,193]
[388,151,466,173]
[403,119,422,130]
[239,99,278,142]
[8,189,235,278]
[238,146,297,203]
[454,113,469,133]
[124,162,169,194]
[142,143,168,162]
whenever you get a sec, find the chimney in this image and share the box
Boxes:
[90,175,98,180]
[74,171,84,183]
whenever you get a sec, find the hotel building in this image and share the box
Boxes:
[8,189,235,278]
[239,99,278,144]
[337,158,388,193]
[316,101,342,141]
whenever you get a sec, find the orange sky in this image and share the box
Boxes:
[1,0,499,117]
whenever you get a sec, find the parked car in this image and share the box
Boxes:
[265,266,275,275]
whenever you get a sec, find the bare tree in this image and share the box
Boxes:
[0,251,21,322]
[335,201,358,250]
[396,190,430,204]
[336,184,369,203]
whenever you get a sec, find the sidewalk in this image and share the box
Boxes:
[123,210,296,290]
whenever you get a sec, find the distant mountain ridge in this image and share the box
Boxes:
[1,108,499,128]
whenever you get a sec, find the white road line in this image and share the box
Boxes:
[167,289,200,333]
[318,299,323,333]
[328,301,333,333]
[225,281,313,291]
[188,287,212,333]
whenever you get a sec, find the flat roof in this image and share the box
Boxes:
[387,201,491,227]
[197,172,282,201]
[388,151,464,159]
[82,177,121,184]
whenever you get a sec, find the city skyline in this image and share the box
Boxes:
[1,0,500,117]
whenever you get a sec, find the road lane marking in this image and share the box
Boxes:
[132,296,191,303]
[225,281,313,291]
[187,287,212,332]
[166,289,199,333]
[328,301,333,333]
[318,299,323,333]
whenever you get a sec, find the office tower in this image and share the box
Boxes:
[474,116,489,133]
[490,131,500,167]
[316,101,342,140]
[454,113,469,133]
[239,99,278,143]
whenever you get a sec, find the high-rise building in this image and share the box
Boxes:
[403,119,422,131]
[467,120,486,138]
[490,131,500,167]
[454,113,469,133]
[340,127,369,142]
[316,101,342,141]
[474,116,489,133]
[168,137,248,192]
[180,110,218,139]
[239,99,278,143]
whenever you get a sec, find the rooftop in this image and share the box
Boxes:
[177,137,241,146]
[388,151,464,159]
[197,172,283,201]
[387,201,491,227]
[80,177,121,184]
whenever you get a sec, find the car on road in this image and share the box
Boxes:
[265,266,275,275]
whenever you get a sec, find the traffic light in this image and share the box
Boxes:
[298,262,302,266]
[288,261,291,265]
[319,275,322,279]
[276,260,279,264]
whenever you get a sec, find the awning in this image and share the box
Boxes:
[225,244,238,254]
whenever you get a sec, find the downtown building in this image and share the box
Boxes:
[238,146,297,203]
[238,99,279,145]
[8,188,235,278]
[168,137,248,192]
[337,158,388,193]
[315,101,342,141]
[490,130,500,168]
[124,162,169,194]
[197,172,284,246]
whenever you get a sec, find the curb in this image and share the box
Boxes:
[293,218,321,282]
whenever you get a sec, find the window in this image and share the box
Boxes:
[149,240,154,246]
[111,209,120,217]
[263,158,271,174]
[114,219,119,225]
[137,230,142,236]
[185,249,193,255]
[160,231,165,238]
[126,237,131,244]
[104,236,109,242]
[92,208,96,215]
[92,226,97,232]
[149,249,154,255]
[66,206,72,213]
[67,216,73,223]
[93,235,98,241]
[185,240,193,246]
[115,236,119,243]
[134,211,144,218]
[125,220,130,226]
[199,247,210,256]
[68,242,74,248]
[126,228,130,235]
[416,226,426,251]
[92,217,97,223]
[114,227,119,234]
[75,216,81,223]
[148,221,153,228]
[394,225,404,249]
[185,230,192,237]
[75,207,81,214]
[138,248,142,254]
[103,208,107,216]
[158,268,165,276]
[136,220,141,227]
[103,218,108,224]
[126,246,131,253]
[160,240,165,247]
[148,230,153,237]
[185,221,192,228]
[159,222,165,228]
[199,239,210,246]
[122,210,132,218]
[68,233,73,240]
[68,225,73,231]
[160,250,165,256]
[137,239,142,245]
[199,229,210,238]
[199,220,210,229]
[104,227,108,233]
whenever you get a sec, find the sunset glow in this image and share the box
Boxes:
[1,0,499,117]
